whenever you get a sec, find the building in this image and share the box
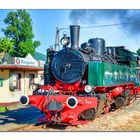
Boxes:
[0,54,45,106]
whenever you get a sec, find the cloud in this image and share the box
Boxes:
[69,10,140,35]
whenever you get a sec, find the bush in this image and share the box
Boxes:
[0,106,8,112]
[0,37,13,54]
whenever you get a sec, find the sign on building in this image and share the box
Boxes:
[14,57,38,67]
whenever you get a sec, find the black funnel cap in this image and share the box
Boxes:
[70,25,80,49]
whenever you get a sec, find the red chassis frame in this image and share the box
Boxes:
[24,82,137,125]
[27,95,97,125]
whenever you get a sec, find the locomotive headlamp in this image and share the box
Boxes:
[60,37,70,46]
[66,96,78,108]
[84,85,92,93]
[60,31,70,46]
[29,83,39,92]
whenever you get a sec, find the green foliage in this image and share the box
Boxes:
[137,48,140,57]
[0,106,8,112]
[33,41,41,48]
[1,10,40,57]
[33,52,46,61]
[18,41,33,57]
[0,37,13,54]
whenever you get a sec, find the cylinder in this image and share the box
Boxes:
[88,38,106,55]
[70,25,80,49]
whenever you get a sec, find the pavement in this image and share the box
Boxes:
[0,105,44,131]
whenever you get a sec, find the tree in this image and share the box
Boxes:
[1,10,40,57]
[137,48,140,56]
[0,37,13,54]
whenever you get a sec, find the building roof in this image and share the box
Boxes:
[0,53,45,71]
[0,64,43,71]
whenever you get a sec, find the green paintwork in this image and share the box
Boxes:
[88,62,138,87]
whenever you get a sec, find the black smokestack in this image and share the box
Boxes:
[70,25,80,49]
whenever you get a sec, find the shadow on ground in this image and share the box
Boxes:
[0,106,44,125]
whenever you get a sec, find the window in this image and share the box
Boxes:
[9,73,21,91]
[14,73,21,91]
[40,75,44,81]
[40,75,44,85]
[0,78,3,87]
[29,74,35,87]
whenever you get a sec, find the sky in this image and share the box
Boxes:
[0,9,140,55]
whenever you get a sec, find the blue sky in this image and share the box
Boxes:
[0,9,140,55]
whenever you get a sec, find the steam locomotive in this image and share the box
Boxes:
[20,25,140,125]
